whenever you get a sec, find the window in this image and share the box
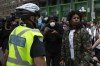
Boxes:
[39,1,46,7]
[61,0,71,4]
[77,0,87,2]
[48,0,57,5]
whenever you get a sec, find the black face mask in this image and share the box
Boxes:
[70,22,83,30]
[29,17,38,28]
[32,22,36,28]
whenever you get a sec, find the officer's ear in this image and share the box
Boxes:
[30,16,35,21]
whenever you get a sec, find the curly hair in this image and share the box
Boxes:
[67,10,83,29]
[46,15,58,23]
[67,10,82,22]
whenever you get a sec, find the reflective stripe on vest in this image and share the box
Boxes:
[8,28,35,66]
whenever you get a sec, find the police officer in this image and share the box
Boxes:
[5,3,47,66]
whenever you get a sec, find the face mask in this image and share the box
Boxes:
[31,17,38,28]
[50,22,55,27]
[91,24,93,27]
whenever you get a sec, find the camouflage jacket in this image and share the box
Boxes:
[61,28,92,66]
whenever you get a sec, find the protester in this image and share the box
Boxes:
[60,10,92,66]
[43,15,63,66]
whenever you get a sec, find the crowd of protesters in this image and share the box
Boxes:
[0,3,100,66]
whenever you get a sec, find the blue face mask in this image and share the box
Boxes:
[36,17,42,28]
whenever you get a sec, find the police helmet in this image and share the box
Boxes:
[15,3,40,19]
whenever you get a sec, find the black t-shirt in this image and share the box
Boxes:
[30,36,46,58]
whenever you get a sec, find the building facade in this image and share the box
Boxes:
[40,0,100,21]
[0,0,46,17]
[0,0,33,17]
[0,0,100,21]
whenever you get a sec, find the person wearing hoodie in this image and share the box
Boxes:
[43,16,63,66]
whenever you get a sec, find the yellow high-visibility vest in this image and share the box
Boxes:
[6,25,43,66]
